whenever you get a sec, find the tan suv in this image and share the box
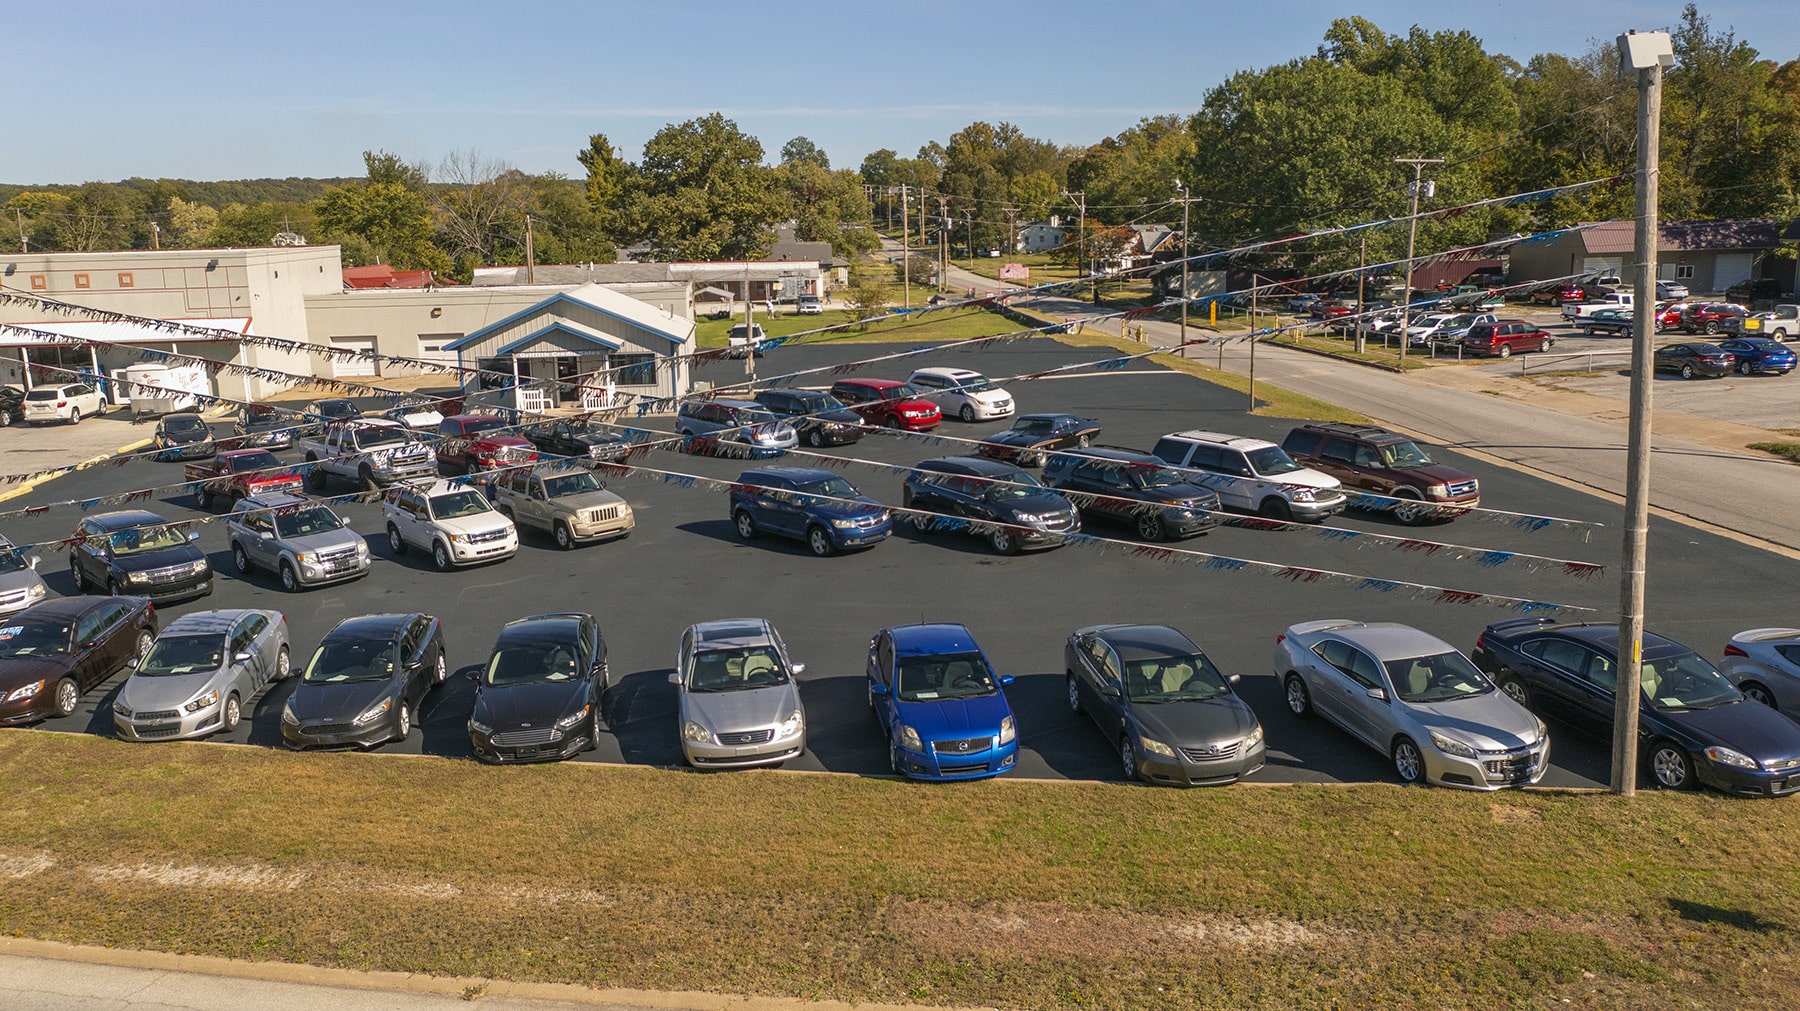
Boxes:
[489,468,634,550]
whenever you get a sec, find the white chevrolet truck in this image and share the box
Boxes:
[299,419,438,491]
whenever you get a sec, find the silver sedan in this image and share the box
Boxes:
[670,618,806,768]
[1722,629,1800,716]
[1274,619,1548,789]
[113,608,291,741]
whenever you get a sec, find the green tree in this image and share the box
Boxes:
[431,150,530,266]
[314,150,447,272]
[1663,3,1798,219]
[4,191,71,251]
[780,136,830,169]
[575,132,629,239]
[164,196,219,248]
[56,182,131,251]
[624,113,784,260]
[210,201,318,248]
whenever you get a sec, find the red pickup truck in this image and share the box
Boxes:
[186,449,305,509]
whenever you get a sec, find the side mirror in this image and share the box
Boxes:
[235,651,253,663]
[999,674,1016,687]
[667,671,681,685]
[869,683,891,698]
[187,532,201,543]
[26,555,40,570]
[791,661,807,675]
[1228,673,1243,684]
[1099,682,1120,698]
[1366,687,1388,702]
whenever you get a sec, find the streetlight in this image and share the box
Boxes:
[1613,27,1674,797]
[1395,157,1443,364]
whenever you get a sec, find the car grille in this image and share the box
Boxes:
[136,724,182,739]
[302,723,355,737]
[492,727,562,747]
[1180,742,1242,762]
[932,736,990,755]
[718,729,775,746]
[0,589,27,609]
[135,709,182,722]
[492,447,531,463]
[845,514,884,530]
[584,505,622,524]
[140,562,200,584]
[1766,756,1800,772]
[466,528,511,545]
[1041,511,1078,532]
[1482,747,1539,780]
[318,545,361,571]
[937,762,989,776]
[1444,479,1478,498]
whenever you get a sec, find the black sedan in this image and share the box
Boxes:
[902,456,1079,555]
[0,384,24,427]
[975,413,1101,467]
[232,403,297,450]
[1472,618,1800,796]
[68,510,213,602]
[752,388,866,448]
[152,412,218,461]
[468,612,609,763]
[522,418,632,464]
[282,613,448,749]
[0,595,157,725]
[1653,342,1736,379]
[1716,338,1796,377]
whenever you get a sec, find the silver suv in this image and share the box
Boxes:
[676,398,798,454]
[1149,430,1347,523]
[227,493,370,592]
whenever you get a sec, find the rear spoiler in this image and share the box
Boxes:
[1482,616,1558,636]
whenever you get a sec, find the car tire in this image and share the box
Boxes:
[52,677,80,718]
[221,693,241,734]
[279,562,300,592]
[1284,674,1312,718]
[69,557,88,593]
[305,457,327,491]
[1739,361,1754,376]
[1391,492,1428,526]
[1648,740,1694,790]
[275,646,291,680]
[135,630,154,667]
[106,579,122,597]
[806,525,836,557]
[884,416,901,429]
[733,510,757,541]
[1259,498,1294,523]
[1391,736,1426,785]
[1496,344,1512,359]
[1120,737,1141,783]
[1134,512,1166,541]
[197,488,213,510]
[431,541,453,571]
[959,404,975,422]
[68,408,81,425]
[1741,681,1776,708]
[433,650,448,685]
[554,521,576,551]
[1585,326,1597,336]
[387,524,406,555]
[1066,673,1083,715]
[1680,364,1694,379]
[394,701,411,743]
[806,428,825,448]
[1076,434,1091,448]
[1537,338,1550,353]
[1497,675,1531,709]
[990,528,1019,555]
[1704,320,1719,335]
[359,464,378,491]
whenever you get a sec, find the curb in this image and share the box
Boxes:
[0,438,151,505]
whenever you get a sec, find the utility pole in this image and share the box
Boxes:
[1003,206,1019,262]
[1614,28,1673,797]
[17,208,27,252]
[524,215,537,285]
[743,261,757,386]
[149,220,160,251]
[900,184,911,310]
[1249,273,1262,412]
[1395,157,1443,365]
[1174,181,1201,356]
[966,212,975,271]
[1355,235,1367,354]
[1062,189,1086,285]
[936,196,950,291]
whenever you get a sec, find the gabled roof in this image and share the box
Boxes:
[494,320,623,356]
[442,282,692,352]
[1580,219,1784,255]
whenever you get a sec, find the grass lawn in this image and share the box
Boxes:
[3,732,1798,1009]
[1263,330,1438,372]
[956,254,1078,284]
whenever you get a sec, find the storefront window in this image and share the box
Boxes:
[613,354,656,386]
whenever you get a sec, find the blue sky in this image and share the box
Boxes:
[8,1,1795,184]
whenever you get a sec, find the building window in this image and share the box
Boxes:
[613,354,656,386]
[118,272,134,287]
[30,274,46,290]
[74,273,90,288]
[1675,263,1695,280]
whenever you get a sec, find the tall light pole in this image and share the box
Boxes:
[1395,157,1442,365]
[1174,180,1201,356]
[1614,28,1674,797]
[1062,189,1086,287]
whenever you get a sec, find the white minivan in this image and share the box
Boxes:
[906,367,1014,422]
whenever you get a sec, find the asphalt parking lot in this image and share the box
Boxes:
[4,336,1796,791]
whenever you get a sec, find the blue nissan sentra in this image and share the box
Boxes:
[868,623,1018,781]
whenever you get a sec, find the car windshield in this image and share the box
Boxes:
[0,546,28,575]
[302,639,397,683]
[162,415,209,434]
[356,427,410,447]
[137,635,226,676]
[563,421,611,437]
[795,393,841,410]
[485,642,582,686]
[687,646,788,691]
[107,524,188,556]
[1643,652,1743,710]
[1417,315,1453,327]
[896,652,997,701]
[320,402,360,417]
[1246,447,1302,476]
[1010,417,1057,435]
[225,451,282,473]
[1384,651,1493,703]
[950,376,994,393]
[542,472,603,498]
[1446,315,1475,328]
[984,471,1044,501]
[796,477,857,500]
[429,491,490,519]
[0,621,69,658]
[460,419,506,435]
[896,384,927,399]
[743,410,783,426]
[1378,440,1433,468]
[1125,652,1230,702]
[1131,466,1185,490]
[274,507,343,538]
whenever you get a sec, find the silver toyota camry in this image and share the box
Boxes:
[113,608,291,741]
[1274,619,1548,789]
[670,618,806,768]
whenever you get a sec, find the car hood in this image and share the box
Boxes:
[1408,692,1541,750]
[572,433,629,448]
[1271,468,1342,492]
[476,679,587,729]
[684,682,800,733]
[112,544,206,571]
[160,430,212,444]
[995,492,1078,519]
[896,692,1012,737]
[891,399,939,414]
[0,569,46,594]
[119,669,230,711]
[1657,698,1800,761]
[815,408,863,425]
[1132,695,1259,748]
[1389,462,1475,486]
[287,678,397,722]
[812,496,887,520]
[1147,482,1218,506]
[433,514,513,537]
[284,529,365,554]
[983,430,1049,447]
[0,655,76,689]
[553,490,627,510]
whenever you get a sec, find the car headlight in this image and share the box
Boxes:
[449,533,468,544]
[188,560,209,575]
[126,571,150,584]
[556,705,591,729]
[1425,484,1449,498]
[297,552,317,566]
[113,701,134,718]
[1290,488,1317,503]
[1139,735,1176,758]
[353,697,393,726]
[1244,724,1265,748]
[5,680,45,702]
[185,690,220,714]
[281,705,298,727]
[779,711,804,737]
[899,724,923,751]
[830,518,858,530]
[998,715,1017,745]
[1704,745,1758,770]
[1533,717,1548,744]
[683,720,713,745]
[1430,730,1477,759]
[469,718,493,736]
[356,540,370,557]
[27,583,45,599]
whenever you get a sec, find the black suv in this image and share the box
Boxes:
[902,456,1080,555]
[753,388,866,447]
[1725,278,1787,310]
[67,510,213,602]
[1280,423,1479,524]
[1042,448,1221,541]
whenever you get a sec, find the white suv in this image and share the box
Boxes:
[22,383,108,424]
[1149,431,1348,523]
[906,367,1014,422]
[382,480,518,571]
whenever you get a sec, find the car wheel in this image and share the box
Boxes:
[221,693,241,733]
[1284,674,1312,718]
[231,543,252,575]
[1259,498,1293,523]
[1134,512,1166,541]
[1391,493,1428,526]
[806,427,825,448]
[1076,434,1091,448]
[1066,673,1083,715]
[1585,326,1597,336]
[68,408,81,425]
[1704,320,1719,335]
[1120,737,1141,783]
[1537,338,1550,353]
[1392,736,1426,785]
[306,458,327,491]
[279,562,299,592]
[806,525,836,557]
[1739,361,1754,376]
[1496,344,1512,359]
[387,524,406,555]
[884,416,901,429]
[69,557,88,593]
[1497,676,1531,709]
[733,510,757,540]
[197,488,213,510]
[1680,363,1694,379]
[52,678,79,717]
[394,701,412,742]
[106,579,122,597]
[431,540,453,571]
[135,630,154,666]
[1741,681,1775,708]
[433,650,448,684]
[275,646,291,680]
[890,743,905,776]
[1648,740,1694,790]
[554,521,576,551]
[959,404,975,422]
[358,464,378,490]
[990,528,1019,555]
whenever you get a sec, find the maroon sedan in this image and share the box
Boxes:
[0,596,157,725]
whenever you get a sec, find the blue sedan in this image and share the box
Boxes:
[1716,338,1796,376]
[867,623,1018,781]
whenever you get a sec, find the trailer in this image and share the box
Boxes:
[120,361,213,417]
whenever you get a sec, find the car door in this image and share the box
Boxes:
[227,616,264,695]
[517,475,550,531]
[244,510,279,570]
[1077,635,1128,738]
[755,479,803,537]
[867,633,896,730]
[73,520,108,588]
[1516,637,1612,730]
[1072,461,1129,521]
[92,600,138,683]
[1313,438,1360,486]
[908,472,946,516]
[1307,639,1382,746]
[397,619,428,709]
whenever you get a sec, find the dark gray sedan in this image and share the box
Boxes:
[1065,624,1265,786]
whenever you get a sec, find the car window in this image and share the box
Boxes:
[243,613,269,642]
[1524,638,1614,690]
[73,610,105,647]
[1320,438,1356,463]
[139,635,226,676]
[1385,651,1493,703]
[1776,645,1800,668]
[1314,639,1382,690]
[1081,638,1122,682]
[896,651,997,701]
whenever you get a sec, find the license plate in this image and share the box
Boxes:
[515,747,538,757]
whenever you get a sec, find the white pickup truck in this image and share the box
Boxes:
[1561,292,1636,321]
[299,419,438,491]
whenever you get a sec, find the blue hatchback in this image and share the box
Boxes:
[1716,337,1796,376]
[730,467,891,557]
[867,623,1019,781]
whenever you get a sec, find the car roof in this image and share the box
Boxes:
[1080,624,1203,661]
[1163,430,1278,451]
[89,510,167,530]
[737,466,841,484]
[911,366,981,379]
[161,609,268,635]
[835,377,903,388]
[496,614,584,647]
[446,413,504,423]
[237,492,310,509]
[1494,620,1691,660]
[323,613,415,641]
[9,596,114,622]
[915,456,1020,477]
[1017,412,1078,422]
[690,618,775,650]
[217,447,274,459]
[1307,621,1455,661]
[1056,447,1157,464]
[1296,422,1405,445]
[886,623,981,656]
[694,398,763,409]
